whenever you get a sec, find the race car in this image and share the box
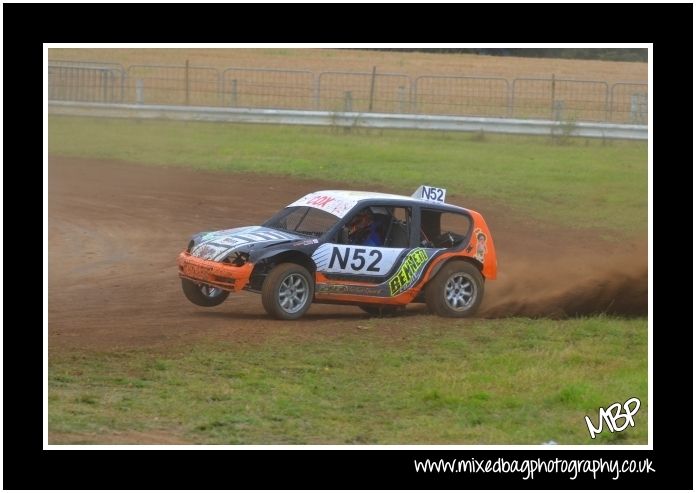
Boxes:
[177,185,497,320]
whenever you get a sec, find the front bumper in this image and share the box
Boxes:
[177,251,253,292]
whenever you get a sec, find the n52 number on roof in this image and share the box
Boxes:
[413,185,446,203]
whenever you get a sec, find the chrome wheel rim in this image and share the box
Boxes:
[200,284,222,298]
[444,273,475,311]
[278,273,309,314]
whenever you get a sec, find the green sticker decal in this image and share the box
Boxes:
[388,248,429,296]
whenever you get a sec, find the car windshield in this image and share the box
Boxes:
[263,206,340,237]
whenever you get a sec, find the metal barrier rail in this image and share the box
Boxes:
[49,101,647,140]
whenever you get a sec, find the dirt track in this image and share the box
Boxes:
[48,157,647,351]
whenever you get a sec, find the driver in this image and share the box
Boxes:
[347,209,385,246]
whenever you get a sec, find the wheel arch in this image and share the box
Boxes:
[249,249,317,290]
[425,255,485,286]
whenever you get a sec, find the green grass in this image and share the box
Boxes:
[49,316,648,445]
[48,116,647,233]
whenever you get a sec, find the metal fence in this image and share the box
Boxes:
[48,60,125,103]
[222,68,315,110]
[127,64,220,106]
[414,76,510,117]
[47,60,648,124]
[609,82,648,124]
[318,71,411,113]
[512,78,610,122]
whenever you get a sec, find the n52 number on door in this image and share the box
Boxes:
[321,246,405,276]
[329,247,382,272]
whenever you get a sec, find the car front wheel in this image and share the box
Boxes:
[425,260,484,317]
[262,263,314,320]
[181,279,230,307]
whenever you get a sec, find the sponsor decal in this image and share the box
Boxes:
[182,263,212,280]
[315,283,385,297]
[292,238,320,246]
[315,247,439,298]
[315,283,349,294]
[313,244,404,276]
[195,245,218,260]
[192,226,299,261]
[474,228,487,262]
[387,248,429,296]
[287,192,358,218]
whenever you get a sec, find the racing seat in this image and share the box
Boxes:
[384,220,409,247]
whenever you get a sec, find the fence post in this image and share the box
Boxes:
[73,67,80,101]
[84,69,90,101]
[60,68,66,100]
[218,72,223,107]
[550,73,556,119]
[185,59,190,106]
[411,77,418,114]
[78,67,84,101]
[136,79,144,104]
[314,73,320,110]
[90,68,95,102]
[608,84,614,122]
[344,91,353,112]
[73,67,78,101]
[230,79,237,106]
[630,94,638,123]
[368,65,376,112]
[397,85,407,113]
[101,69,107,102]
[630,93,647,124]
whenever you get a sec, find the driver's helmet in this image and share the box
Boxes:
[347,209,374,240]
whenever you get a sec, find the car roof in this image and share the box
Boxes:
[317,190,415,202]
[287,190,469,218]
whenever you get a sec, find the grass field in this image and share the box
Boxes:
[49,317,647,445]
[48,116,647,233]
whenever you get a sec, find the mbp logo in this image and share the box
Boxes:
[584,397,641,439]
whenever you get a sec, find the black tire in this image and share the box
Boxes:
[262,263,314,320]
[359,305,400,317]
[424,260,484,317]
[181,279,230,307]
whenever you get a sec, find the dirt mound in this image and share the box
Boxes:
[48,156,648,351]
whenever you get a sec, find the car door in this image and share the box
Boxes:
[312,203,419,299]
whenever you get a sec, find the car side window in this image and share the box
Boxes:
[383,207,411,248]
[264,206,338,237]
[336,206,411,248]
[420,210,471,248]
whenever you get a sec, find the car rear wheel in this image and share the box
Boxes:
[262,263,314,320]
[181,279,230,307]
[425,260,483,317]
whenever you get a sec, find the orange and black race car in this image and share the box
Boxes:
[177,186,497,320]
